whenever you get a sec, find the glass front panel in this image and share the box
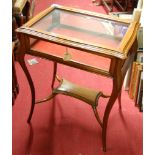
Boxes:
[31,8,129,49]
[32,41,111,72]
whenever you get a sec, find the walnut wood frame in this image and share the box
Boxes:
[16,4,139,151]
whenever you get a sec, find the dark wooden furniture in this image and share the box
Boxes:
[12,42,19,104]
[16,4,140,151]
[92,0,128,12]
[92,0,139,13]
[13,0,35,22]
[12,0,35,105]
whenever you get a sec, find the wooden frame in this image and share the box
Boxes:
[16,4,140,152]
[18,5,135,59]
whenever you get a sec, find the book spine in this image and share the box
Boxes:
[134,65,143,104]
[137,71,143,108]
[129,62,135,98]
[135,70,142,105]
[140,95,143,112]
[123,65,132,90]
[137,27,143,50]
[129,62,138,99]
[136,51,143,63]
[132,63,139,100]
[138,80,143,111]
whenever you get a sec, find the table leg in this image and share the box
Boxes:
[102,63,123,151]
[18,54,35,123]
[35,62,57,104]
[92,0,102,6]
[51,62,57,89]
[12,55,19,105]
[118,88,122,110]
[101,0,114,12]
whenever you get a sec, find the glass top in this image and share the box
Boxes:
[30,7,129,50]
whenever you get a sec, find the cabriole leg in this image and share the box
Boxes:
[51,61,57,89]
[102,61,123,151]
[18,55,35,123]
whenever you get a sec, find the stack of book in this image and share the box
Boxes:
[128,50,143,111]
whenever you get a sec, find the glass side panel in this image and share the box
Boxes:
[31,8,129,49]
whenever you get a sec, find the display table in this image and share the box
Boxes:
[16,4,140,151]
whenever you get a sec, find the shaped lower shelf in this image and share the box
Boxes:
[53,79,106,107]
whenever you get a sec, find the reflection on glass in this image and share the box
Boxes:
[31,8,129,49]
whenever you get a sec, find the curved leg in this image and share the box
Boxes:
[18,56,35,123]
[36,92,56,104]
[35,62,57,104]
[124,0,128,11]
[102,71,123,151]
[92,106,103,127]
[92,0,102,6]
[26,123,33,155]
[111,0,114,12]
[118,88,122,110]
[51,62,57,89]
